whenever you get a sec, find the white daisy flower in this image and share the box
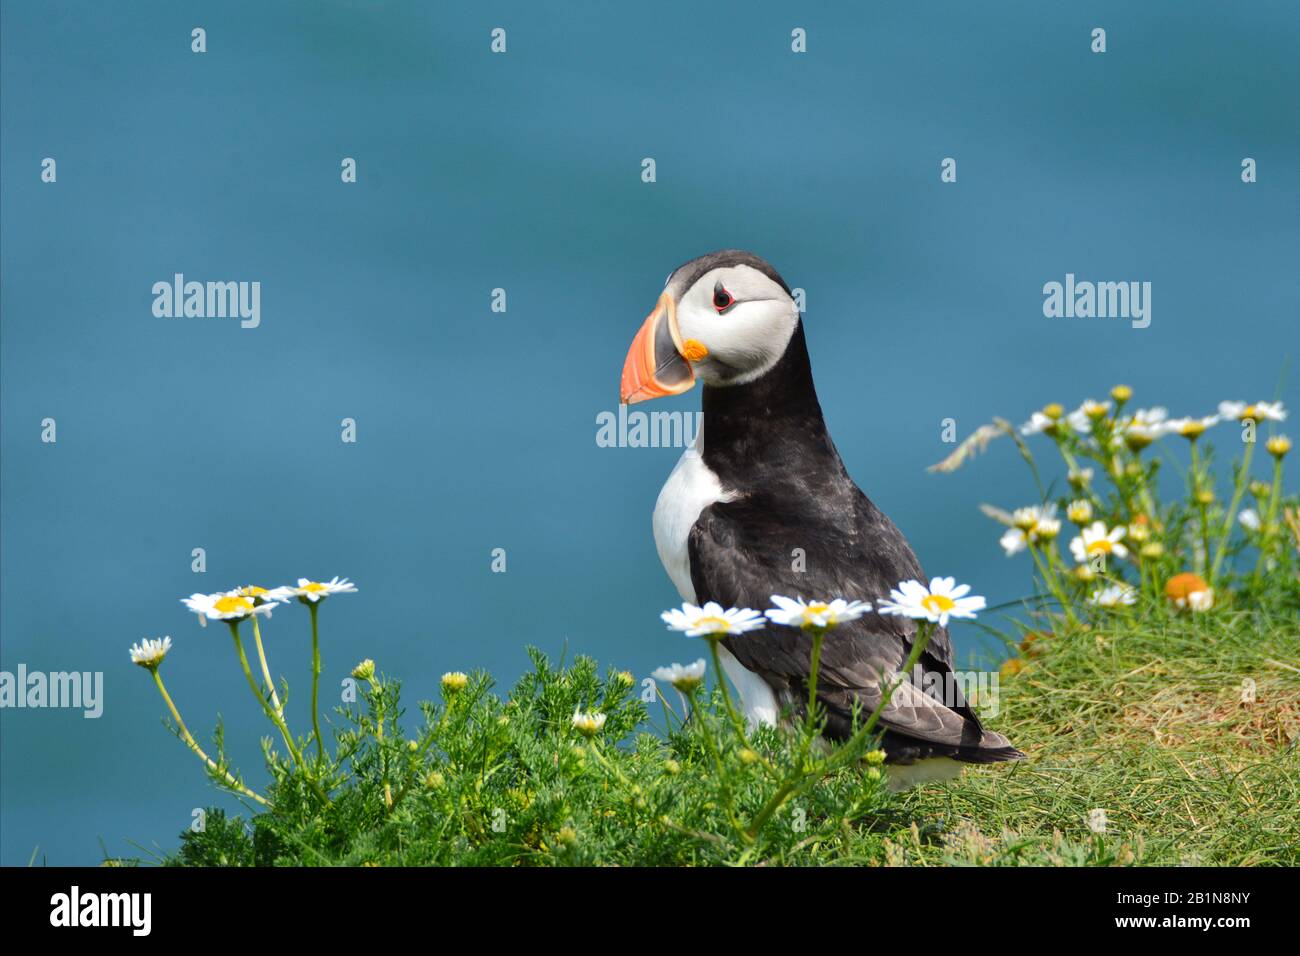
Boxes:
[1011,504,1055,529]
[1218,400,1287,423]
[1088,585,1137,608]
[1186,589,1215,612]
[1131,406,1168,428]
[129,636,172,668]
[351,659,375,681]
[1068,468,1094,490]
[182,590,276,622]
[661,602,765,638]
[1000,505,1058,555]
[1067,500,1093,524]
[1116,407,1169,448]
[877,577,986,628]
[231,585,278,604]
[651,659,707,692]
[764,595,872,630]
[1069,521,1129,564]
[1019,411,1055,436]
[1165,415,1219,440]
[571,709,607,737]
[1238,509,1261,532]
[1034,517,1061,540]
[280,577,358,603]
[1000,521,1061,556]
[1066,399,1111,434]
[1000,527,1030,557]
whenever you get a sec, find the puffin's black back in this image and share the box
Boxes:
[688,318,1021,762]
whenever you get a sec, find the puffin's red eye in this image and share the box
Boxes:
[712,284,734,312]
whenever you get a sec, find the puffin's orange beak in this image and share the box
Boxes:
[620,292,699,404]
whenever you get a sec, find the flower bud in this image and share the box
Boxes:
[1067,500,1093,524]
[441,671,469,695]
[1139,542,1165,559]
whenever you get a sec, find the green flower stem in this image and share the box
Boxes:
[1210,437,1254,584]
[249,613,285,718]
[373,689,393,809]
[1137,549,1154,600]
[1054,438,1105,511]
[309,601,324,762]
[796,626,828,770]
[1190,441,1212,574]
[1130,452,1159,520]
[1097,431,1135,515]
[388,690,443,814]
[227,621,303,768]
[228,621,331,805]
[1257,456,1286,572]
[746,621,935,840]
[804,628,825,734]
[149,667,267,805]
[684,686,748,840]
[1028,542,1079,628]
[707,637,749,745]
[585,739,636,791]
[650,685,682,735]
[684,688,724,771]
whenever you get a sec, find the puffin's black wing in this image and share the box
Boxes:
[688,490,1021,763]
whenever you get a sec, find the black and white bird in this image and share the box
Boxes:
[619,250,1023,789]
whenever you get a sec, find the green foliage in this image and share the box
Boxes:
[166,648,895,865]
[950,389,1299,626]
[163,606,1298,867]
[146,388,1298,866]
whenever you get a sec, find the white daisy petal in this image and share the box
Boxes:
[651,659,707,692]
[129,636,172,668]
[876,578,985,627]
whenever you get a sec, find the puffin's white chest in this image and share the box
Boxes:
[651,432,779,729]
[652,431,734,604]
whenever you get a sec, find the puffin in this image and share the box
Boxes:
[619,249,1023,788]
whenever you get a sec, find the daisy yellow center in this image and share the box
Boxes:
[1180,421,1206,437]
[213,595,253,614]
[921,594,955,615]
[695,615,730,632]
[802,603,831,622]
[301,582,329,593]
[1088,539,1113,554]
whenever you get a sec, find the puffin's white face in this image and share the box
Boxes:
[620,258,799,404]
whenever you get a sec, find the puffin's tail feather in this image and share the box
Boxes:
[952,728,1026,764]
[878,727,1026,765]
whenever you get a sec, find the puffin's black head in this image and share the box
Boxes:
[620,250,799,404]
